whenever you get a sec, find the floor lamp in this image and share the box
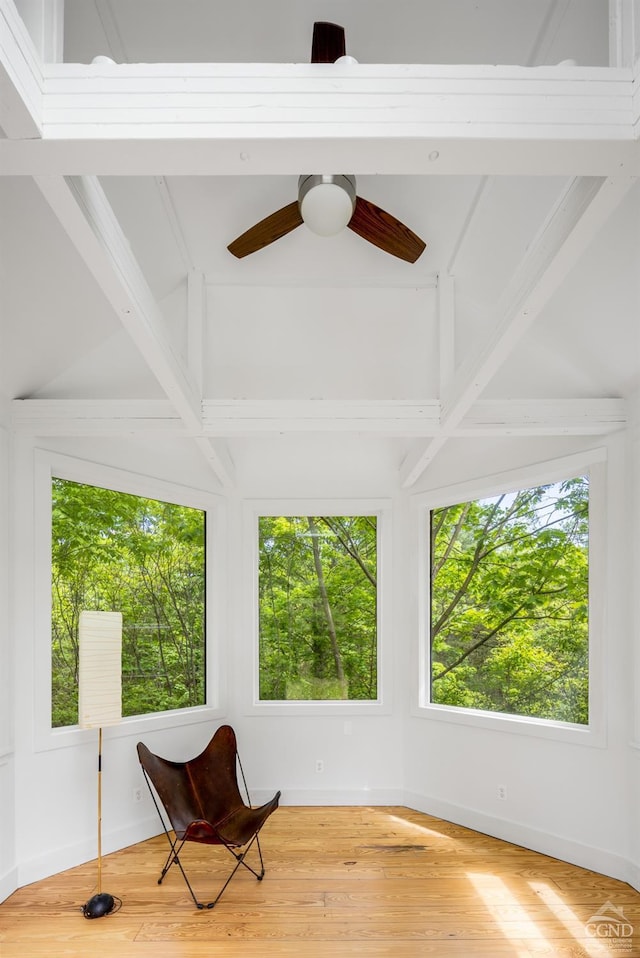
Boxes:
[78,610,122,919]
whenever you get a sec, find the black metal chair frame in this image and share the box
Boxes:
[138,726,280,910]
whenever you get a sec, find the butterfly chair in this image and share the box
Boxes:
[137,725,281,909]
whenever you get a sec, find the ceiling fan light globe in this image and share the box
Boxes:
[300,182,355,236]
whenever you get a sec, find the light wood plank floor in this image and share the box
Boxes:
[2,806,640,957]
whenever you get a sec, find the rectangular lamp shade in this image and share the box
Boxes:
[78,611,122,729]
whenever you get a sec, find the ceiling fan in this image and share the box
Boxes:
[227,22,426,264]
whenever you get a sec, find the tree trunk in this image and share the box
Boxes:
[307,517,344,682]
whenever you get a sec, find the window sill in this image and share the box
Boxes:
[36,705,226,753]
[413,702,605,747]
[244,699,391,718]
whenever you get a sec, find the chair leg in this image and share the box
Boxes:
[234,832,265,881]
[204,832,266,908]
[161,838,205,909]
[205,853,245,909]
[151,819,270,910]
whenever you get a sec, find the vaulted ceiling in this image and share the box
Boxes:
[1,0,638,489]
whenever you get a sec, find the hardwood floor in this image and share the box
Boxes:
[2,806,640,957]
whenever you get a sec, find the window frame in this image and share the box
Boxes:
[412,449,607,746]
[241,498,393,716]
[34,450,226,752]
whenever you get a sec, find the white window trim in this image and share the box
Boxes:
[34,449,227,752]
[241,497,392,716]
[412,448,607,747]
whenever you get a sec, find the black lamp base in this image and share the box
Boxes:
[83,892,116,919]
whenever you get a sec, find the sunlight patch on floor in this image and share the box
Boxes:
[466,871,546,958]
[385,813,463,843]
[529,881,622,958]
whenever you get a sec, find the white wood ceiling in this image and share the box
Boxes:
[61,0,608,67]
[2,0,638,489]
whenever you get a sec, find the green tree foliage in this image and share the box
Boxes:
[51,478,206,727]
[430,477,589,724]
[259,516,377,700]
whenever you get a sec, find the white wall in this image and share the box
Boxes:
[7,423,640,892]
[403,430,635,884]
[10,432,407,887]
[626,394,640,888]
[10,435,224,886]
[0,418,16,901]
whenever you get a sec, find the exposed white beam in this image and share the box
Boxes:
[14,0,64,62]
[11,398,627,439]
[1,64,638,176]
[443,177,636,425]
[31,174,235,488]
[194,437,236,489]
[399,434,448,484]
[37,64,635,142]
[401,175,637,487]
[456,399,627,436]
[202,401,442,437]
[0,0,42,137]
[34,174,201,427]
[5,134,638,178]
[609,0,639,68]
[11,399,182,435]
[633,54,640,136]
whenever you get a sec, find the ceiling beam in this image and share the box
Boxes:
[0,0,42,137]
[201,401,442,436]
[609,0,640,68]
[455,398,627,435]
[400,175,636,487]
[443,177,636,425]
[11,398,627,438]
[14,0,64,63]
[4,134,638,178]
[1,64,638,176]
[34,174,201,428]
[11,399,182,434]
[31,174,235,487]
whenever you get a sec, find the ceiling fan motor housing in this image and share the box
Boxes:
[298,174,356,235]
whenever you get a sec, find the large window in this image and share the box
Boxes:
[430,476,589,725]
[258,515,378,701]
[51,477,206,727]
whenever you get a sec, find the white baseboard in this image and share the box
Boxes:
[258,787,405,806]
[404,790,634,887]
[0,867,18,905]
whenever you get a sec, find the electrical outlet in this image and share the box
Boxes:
[133,786,143,803]
[315,759,324,774]
[497,784,507,801]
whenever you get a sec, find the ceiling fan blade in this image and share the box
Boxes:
[227,201,303,258]
[311,21,346,62]
[348,196,426,263]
